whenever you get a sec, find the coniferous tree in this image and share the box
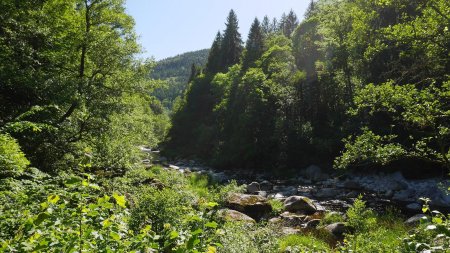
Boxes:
[188,63,200,83]
[282,10,299,38]
[271,17,279,33]
[242,18,264,71]
[220,10,243,71]
[261,15,272,35]
[205,31,223,74]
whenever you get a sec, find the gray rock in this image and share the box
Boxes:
[283,196,317,214]
[305,219,321,229]
[393,189,416,202]
[280,212,306,227]
[226,193,272,220]
[324,222,348,238]
[169,164,180,170]
[269,217,282,224]
[219,209,255,224]
[346,191,359,198]
[281,227,301,235]
[388,180,408,191]
[343,181,363,190]
[260,180,273,191]
[247,182,260,194]
[405,214,427,226]
[268,193,286,200]
[315,188,340,198]
[256,191,268,198]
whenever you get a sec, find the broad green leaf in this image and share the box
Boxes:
[205,221,218,229]
[113,193,126,208]
[47,195,60,204]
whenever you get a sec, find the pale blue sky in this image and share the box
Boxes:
[125,0,310,60]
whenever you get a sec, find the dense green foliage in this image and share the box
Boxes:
[0,0,169,172]
[165,1,450,173]
[0,134,29,178]
[1,0,449,252]
[152,49,210,109]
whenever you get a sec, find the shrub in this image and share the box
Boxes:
[269,199,284,216]
[346,196,376,233]
[320,211,345,226]
[218,222,280,253]
[129,187,195,234]
[0,133,30,177]
[278,234,331,253]
[403,200,450,252]
[340,228,405,253]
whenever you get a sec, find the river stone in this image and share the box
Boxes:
[392,189,416,202]
[280,212,306,227]
[281,227,301,235]
[247,182,260,194]
[305,219,321,229]
[283,196,317,214]
[324,222,348,238]
[405,214,427,226]
[226,193,272,220]
[254,191,267,198]
[315,188,340,198]
[219,209,255,224]
[343,181,363,190]
[260,180,273,191]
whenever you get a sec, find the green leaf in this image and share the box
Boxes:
[169,231,179,240]
[110,231,121,241]
[191,228,203,235]
[205,221,218,229]
[34,212,50,226]
[65,177,82,186]
[47,195,60,204]
[113,193,126,208]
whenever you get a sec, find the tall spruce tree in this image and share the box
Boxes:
[282,10,299,38]
[220,10,243,71]
[242,18,264,71]
[205,31,223,74]
[261,15,272,35]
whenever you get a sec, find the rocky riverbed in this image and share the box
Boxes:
[141,147,450,219]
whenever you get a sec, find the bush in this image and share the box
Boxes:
[129,187,195,234]
[269,199,284,216]
[346,196,376,233]
[340,228,406,253]
[278,234,331,253]
[218,222,280,253]
[403,200,450,252]
[0,133,30,177]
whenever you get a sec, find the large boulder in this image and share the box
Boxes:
[226,193,272,220]
[246,182,260,194]
[324,222,348,238]
[218,209,255,224]
[283,196,317,214]
[280,212,306,227]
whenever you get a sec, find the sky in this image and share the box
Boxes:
[125,0,310,60]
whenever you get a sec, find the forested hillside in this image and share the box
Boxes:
[152,49,209,109]
[164,1,450,175]
[1,0,449,252]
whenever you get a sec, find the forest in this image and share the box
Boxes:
[0,0,449,252]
